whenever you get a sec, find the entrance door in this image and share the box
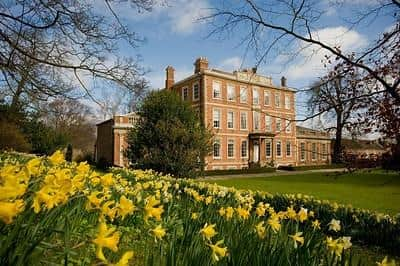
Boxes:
[253,144,259,163]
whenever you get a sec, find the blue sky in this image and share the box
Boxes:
[92,0,395,122]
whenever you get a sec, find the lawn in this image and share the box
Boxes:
[211,170,400,215]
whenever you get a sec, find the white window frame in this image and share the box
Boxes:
[212,81,221,99]
[286,141,291,157]
[240,87,247,103]
[240,111,248,130]
[227,84,235,102]
[312,143,317,161]
[265,115,272,132]
[227,139,235,158]
[252,87,259,105]
[285,118,292,133]
[322,143,327,160]
[276,118,281,132]
[285,94,291,109]
[227,110,234,129]
[182,87,189,101]
[213,139,221,159]
[264,90,270,106]
[275,92,281,108]
[276,141,282,157]
[241,140,248,158]
[253,111,260,130]
[213,108,221,129]
[193,83,199,101]
[265,141,272,158]
[300,142,306,161]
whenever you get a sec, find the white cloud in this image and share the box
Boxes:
[218,56,243,71]
[93,0,211,35]
[166,0,211,34]
[284,26,368,81]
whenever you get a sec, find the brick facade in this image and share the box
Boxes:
[167,57,331,170]
[95,113,137,167]
[95,57,331,170]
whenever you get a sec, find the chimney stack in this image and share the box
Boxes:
[165,66,175,90]
[281,76,287,87]
[194,57,209,73]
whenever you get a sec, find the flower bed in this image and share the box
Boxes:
[0,151,397,265]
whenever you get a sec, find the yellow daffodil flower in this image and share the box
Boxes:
[326,236,344,257]
[377,256,396,266]
[48,150,65,165]
[118,195,135,219]
[0,200,24,224]
[144,196,164,221]
[312,219,321,230]
[92,222,120,261]
[200,223,217,241]
[289,232,304,248]
[328,219,341,232]
[225,207,234,220]
[151,224,166,241]
[207,240,228,262]
[297,207,308,222]
[115,251,134,266]
[255,221,267,239]
[191,212,199,220]
[267,216,281,233]
[236,207,250,220]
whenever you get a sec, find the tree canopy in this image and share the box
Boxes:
[126,90,212,178]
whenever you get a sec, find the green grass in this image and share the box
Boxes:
[211,170,400,215]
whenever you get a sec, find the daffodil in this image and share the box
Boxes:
[92,222,120,261]
[289,232,304,248]
[207,240,228,262]
[328,219,341,232]
[286,206,297,220]
[297,207,308,222]
[101,173,114,187]
[218,207,226,217]
[48,150,65,165]
[236,207,250,220]
[377,256,396,266]
[326,236,344,257]
[118,195,136,219]
[0,200,24,224]
[191,212,199,220]
[144,196,164,221]
[225,207,234,220]
[312,219,321,230]
[26,157,42,176]
[256,205,266,217]
[267,216,281,233]
[200,223,217,241]
[255,221,267,239]
[151,224,166,241]
[114,251,134,266]
[341,236,352,250]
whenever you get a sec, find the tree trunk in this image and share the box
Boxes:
[333,114,343,163]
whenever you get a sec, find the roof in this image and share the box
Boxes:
[96,118,113,126]
[170,67,296,92]
[336,139,386,151]
[296,126,330,139]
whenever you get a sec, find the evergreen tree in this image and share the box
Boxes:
[126,90,212,178]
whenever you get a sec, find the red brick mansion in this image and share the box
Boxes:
[95,57,331,169]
